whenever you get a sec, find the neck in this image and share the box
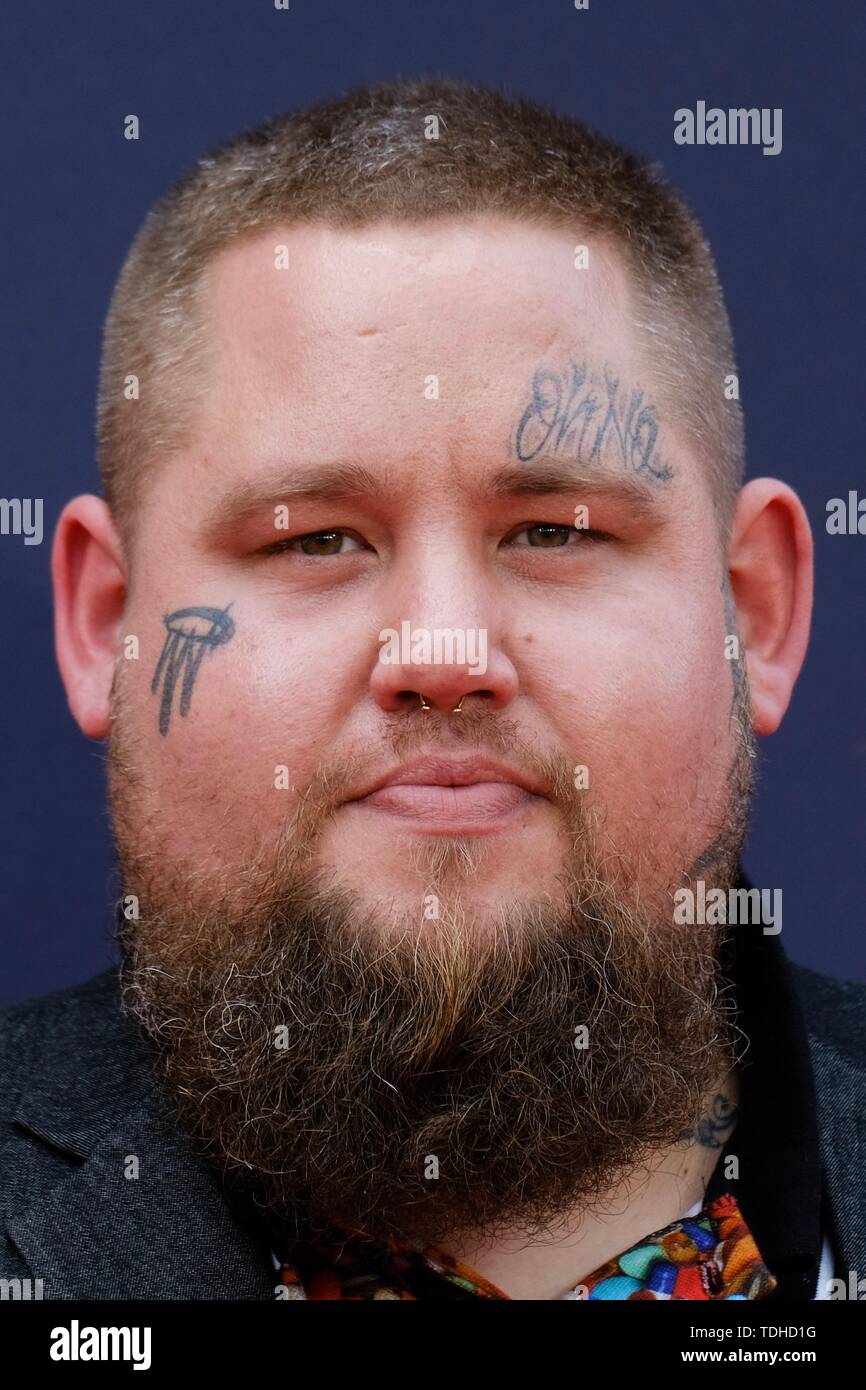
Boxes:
[440,1069,740,1300]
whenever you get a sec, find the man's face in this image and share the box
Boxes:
[110,217,750,1243]
[115,216,736,924]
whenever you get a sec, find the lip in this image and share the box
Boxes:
[345,756,548,833]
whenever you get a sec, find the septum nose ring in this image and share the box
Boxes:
[419,693,464,714]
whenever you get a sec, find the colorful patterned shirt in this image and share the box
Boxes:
[275,1191,776,1300]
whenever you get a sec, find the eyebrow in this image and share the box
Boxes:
[482,460,664,518]
[201,455,665,538]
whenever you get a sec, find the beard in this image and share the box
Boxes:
[110,678,755,1251]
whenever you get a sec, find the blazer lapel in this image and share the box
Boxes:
[8,1080,275,1299]
[809,1034,866,1283]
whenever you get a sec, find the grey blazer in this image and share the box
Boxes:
[1,963,864,1299]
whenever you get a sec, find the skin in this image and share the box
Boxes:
[52,216,813,1298]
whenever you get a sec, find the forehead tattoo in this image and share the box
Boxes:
[513,359,673,484]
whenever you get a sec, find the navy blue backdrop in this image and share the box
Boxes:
[1,0,864,1003]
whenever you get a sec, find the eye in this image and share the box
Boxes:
[506,523,606,548]
[261,529,367,558]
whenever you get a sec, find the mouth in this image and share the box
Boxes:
[344,756,548,834]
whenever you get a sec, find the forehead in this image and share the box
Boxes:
[196,218,643,452]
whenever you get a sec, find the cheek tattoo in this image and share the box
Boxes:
[151,604,235,736]
[514,358,673,483]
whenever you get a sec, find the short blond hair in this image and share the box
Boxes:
[97,76,743,556]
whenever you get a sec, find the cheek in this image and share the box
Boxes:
[129,609,351,860]
[527,596,732,847]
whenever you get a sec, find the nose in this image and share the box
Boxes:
[370,621,520,717]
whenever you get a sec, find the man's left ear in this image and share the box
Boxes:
[728,478,813,736]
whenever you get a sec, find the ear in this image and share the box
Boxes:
[51,495,126,739]
[728,478,813,736]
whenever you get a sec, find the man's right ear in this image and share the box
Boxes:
[51,494,126,739]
